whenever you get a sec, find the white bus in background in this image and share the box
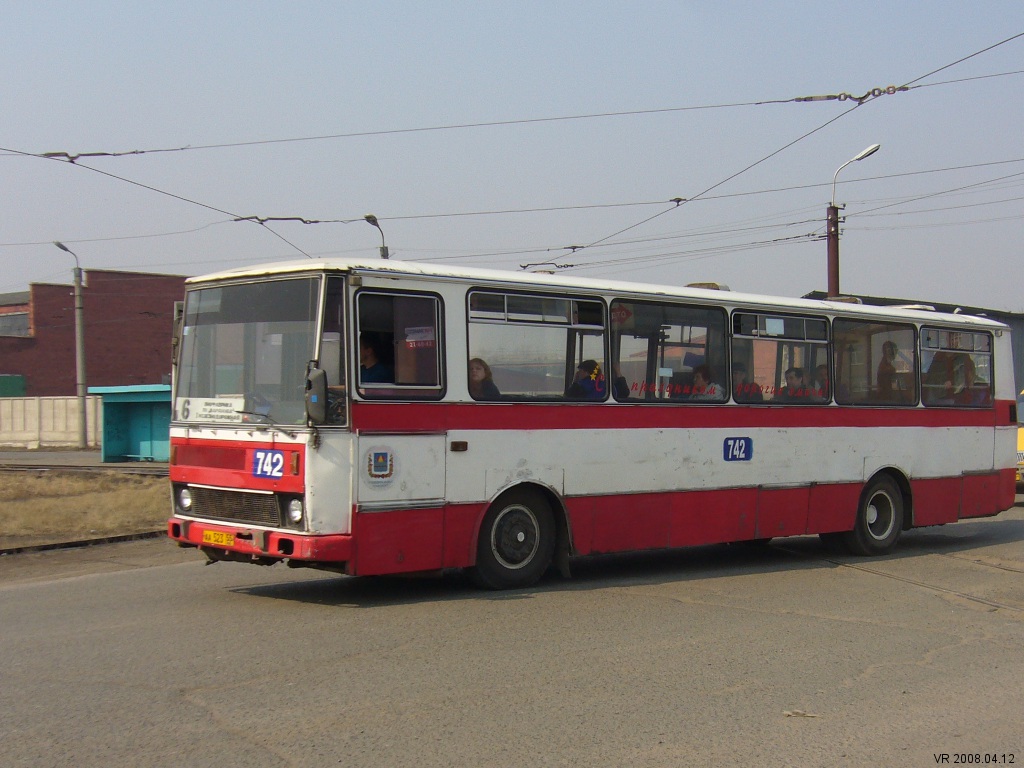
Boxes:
[167,258,1017,589]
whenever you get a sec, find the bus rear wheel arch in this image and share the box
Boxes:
[843,473,906,556]
[470,487,557,590]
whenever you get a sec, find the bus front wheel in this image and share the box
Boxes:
[470,489,555,590]
[844,475,904,556]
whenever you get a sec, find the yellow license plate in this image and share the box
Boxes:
[202,530,235,547]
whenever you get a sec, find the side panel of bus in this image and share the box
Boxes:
[351,433,447,575]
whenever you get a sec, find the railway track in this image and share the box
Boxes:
[0,463,168,477]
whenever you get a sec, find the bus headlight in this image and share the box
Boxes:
[286,498,304,524]
[178,487,193,512]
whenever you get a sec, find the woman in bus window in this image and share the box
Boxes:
[469,358,501,400]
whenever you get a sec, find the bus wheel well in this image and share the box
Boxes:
[872,468,913,530]
[496,482,572,578]
[470,484,559,589]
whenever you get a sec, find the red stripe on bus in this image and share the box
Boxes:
[349,400,1005,432]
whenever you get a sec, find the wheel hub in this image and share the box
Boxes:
[866,493,894,540]
[491,505,540,569]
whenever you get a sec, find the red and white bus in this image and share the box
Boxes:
[167,258,1017,588]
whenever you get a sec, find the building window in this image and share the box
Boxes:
[0,312,29,337]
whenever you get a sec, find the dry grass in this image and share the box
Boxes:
[0,471,169,546]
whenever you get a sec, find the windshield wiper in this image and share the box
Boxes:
[234,409,299,438]
[235,409,276,425]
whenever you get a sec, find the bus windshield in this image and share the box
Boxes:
[175,277,321,426]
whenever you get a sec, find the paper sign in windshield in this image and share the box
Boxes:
[176,397,244,423]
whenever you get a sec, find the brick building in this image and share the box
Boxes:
[0,270,186,397]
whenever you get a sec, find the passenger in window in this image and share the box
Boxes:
[691,364,724,401]
[877,341,898,396]
[359,332,394,383]
[775,367,810,402]
[955,357,990,406]
[566,359,606,400]
[732,362,763,402]
[468,357,501,400]
[923,352,957,405]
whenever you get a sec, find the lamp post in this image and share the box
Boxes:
[826,143,881,298]
[364,214,389,260]
[53,241,88,449]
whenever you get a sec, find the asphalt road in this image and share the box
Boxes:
[2,508,1022,768]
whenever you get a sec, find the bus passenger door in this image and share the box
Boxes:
[353,433,447,575]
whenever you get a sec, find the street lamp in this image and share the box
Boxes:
[364,214,389,260]
[826,143,881,298]
[53,241,88,449]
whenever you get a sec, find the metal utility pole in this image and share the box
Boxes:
[826,203,841,298]
[827,143,881,298]
[54,241,88,449]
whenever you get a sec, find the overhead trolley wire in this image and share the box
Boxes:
[0,145,313,259]
[2,33,1020,271]
[537,31,1024,272]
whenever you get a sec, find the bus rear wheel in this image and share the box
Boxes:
[843,475,904,556]
[470,488,555,590]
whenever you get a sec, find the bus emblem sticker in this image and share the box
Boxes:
[723,437,753,462]
[366,447,397,485]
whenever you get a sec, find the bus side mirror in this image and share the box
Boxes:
[305,367,328,425]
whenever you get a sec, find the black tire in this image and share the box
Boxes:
[843,475,904,556]
[470,488,555,590]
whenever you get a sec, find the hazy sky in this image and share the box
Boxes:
[3,2,1023,311]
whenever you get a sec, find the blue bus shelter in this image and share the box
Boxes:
[88,384,171,462]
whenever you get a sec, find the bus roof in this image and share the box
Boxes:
[185,256,1008,330]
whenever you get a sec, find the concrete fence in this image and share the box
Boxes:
[0,396,102,448]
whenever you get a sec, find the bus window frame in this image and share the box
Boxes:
[466,288,608,402]
[610,297,729,404]
[317,275,349,426]
[354,287,447,400]
[920,326,994,408]
[730,309,831,405]
[832,318,919,407]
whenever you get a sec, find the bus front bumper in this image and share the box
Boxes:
[168,517,353,565]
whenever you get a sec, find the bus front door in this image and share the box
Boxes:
[353,433,447,575]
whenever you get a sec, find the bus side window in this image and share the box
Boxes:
[467,290,605,401]
[731,312,828,405]
[921,329,992,408]
[833,321,917,406]
[356,291,443,398]
[612,299,727,403]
